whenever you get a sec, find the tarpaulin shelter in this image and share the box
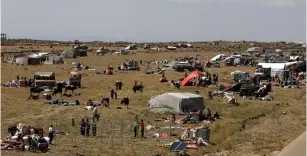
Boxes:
[147,92,205,115]
[181,71,201,86]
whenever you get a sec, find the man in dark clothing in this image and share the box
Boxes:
[86,119,91,137]
[92,121,97,137]
[118,81,123,90]
[80,118,86,136]
[72,118,75,127]
[123,97,129,108]
[110,89,115,99]
[48,125,54,145]
[116,81,123,90]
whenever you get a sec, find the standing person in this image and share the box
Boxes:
[80,118,86,136]
[92,106,99,122]
[86,119,91,137]
[115,81,119,90]
[118,81,123,90]
[72,118,75,127]
[110,89,115,99]
[140,119,145,138]
[16,75,19,81]
[48,125,54,145]
[92,121,97,137]
[124,97,129,109]
[114,91,118,99]
[133,118,139,137]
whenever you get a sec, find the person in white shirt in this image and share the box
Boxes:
[92,107,100,122]
[48,125,54,144]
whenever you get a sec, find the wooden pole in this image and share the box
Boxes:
[120,121,123,146]
[111,122,114,149]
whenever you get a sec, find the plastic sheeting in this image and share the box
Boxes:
[181,71,201,86]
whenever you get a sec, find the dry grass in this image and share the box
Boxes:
[1,46,305,156]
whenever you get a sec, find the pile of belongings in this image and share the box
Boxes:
[43,99,80,106]
[180,126,211,148]
[1,80,20,87]
[224,92,237,105]
[174,115,198,124]
[72,62,92,71]
[1,124,51,152]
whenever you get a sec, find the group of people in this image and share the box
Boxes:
[132,116,145,138]
[80,118,97,137]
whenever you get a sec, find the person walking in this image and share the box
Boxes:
[140,119,145,138]
[48,125,54,144]
[133,118,139,137]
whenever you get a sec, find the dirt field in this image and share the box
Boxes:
[1,45,306,156]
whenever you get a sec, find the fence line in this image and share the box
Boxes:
[31,118,185,155]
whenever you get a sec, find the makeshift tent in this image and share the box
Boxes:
[43,55,64,64]
[147,92,205,115]
[13,55,41,65]
[181,71,201,86]
[60,51,76,58]
[257,63,286,76]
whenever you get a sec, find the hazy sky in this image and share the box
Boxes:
[1,0,306,42]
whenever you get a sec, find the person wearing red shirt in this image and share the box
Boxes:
[140,119,145,138]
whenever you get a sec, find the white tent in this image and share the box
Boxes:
[147,92,205,115]
[258,63,285,77]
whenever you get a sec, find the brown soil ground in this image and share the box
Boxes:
[1,45,305,156]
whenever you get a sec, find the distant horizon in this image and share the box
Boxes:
[2,0,305,44]
[2,36,305,43]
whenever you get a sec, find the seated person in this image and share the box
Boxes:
[213,112,220,119]
[87,99,94,106]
